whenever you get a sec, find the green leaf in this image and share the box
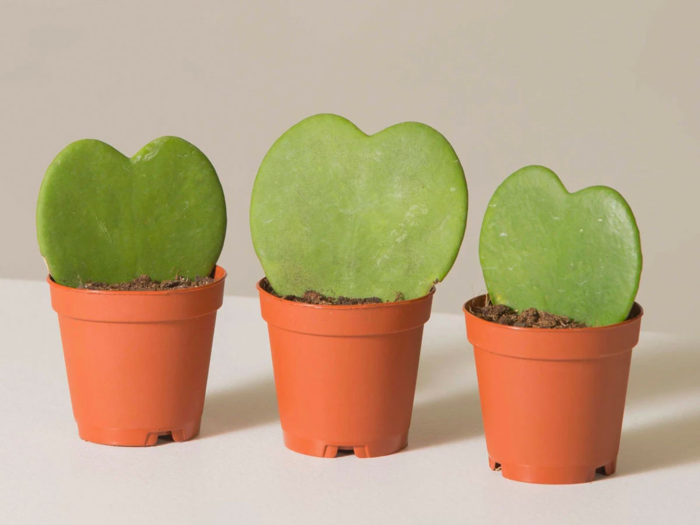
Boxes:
[480,165,641,326]
[250,114,468,301]
[37,137,226,287]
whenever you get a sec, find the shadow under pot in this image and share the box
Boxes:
[257,279,433,458]
[464,295,643,484]
[48,266,227,446]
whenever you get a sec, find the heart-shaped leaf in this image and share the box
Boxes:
[480,165,641,326]
[37,137,226,287]
[250,114,468,301]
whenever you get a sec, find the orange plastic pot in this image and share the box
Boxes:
[257,280,433,458]
[464,295,643,484]
[48,267,226,446]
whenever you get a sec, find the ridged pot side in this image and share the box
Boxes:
[464,295,643,484]
[258,279,433,458]
[49,267,226,446]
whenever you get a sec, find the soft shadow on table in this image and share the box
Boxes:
[409,347,483,450]
[414,348,471,393]
[618,340,700,475]
[626,339,700,405]
[619,413,700,475]
[409,390,482,450]
[199,377,279,438]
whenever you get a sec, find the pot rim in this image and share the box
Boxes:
[47,265,227,296]
[463,294,643,333]
[256,278,435,311]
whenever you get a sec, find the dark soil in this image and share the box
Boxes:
[261,278,385,305]
[80,275,214,291]
[470,302,587,329]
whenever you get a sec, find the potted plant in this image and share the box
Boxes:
[463,165,643,484]
[37,136,227,446]
[250,114,468,458]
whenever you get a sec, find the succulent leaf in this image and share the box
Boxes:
[250,114,468,301]
[37,136,226,287]
[480,165,641,326]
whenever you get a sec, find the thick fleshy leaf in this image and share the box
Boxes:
[37,137,226,287]
[251,114,468,301]
[480,165,641,326]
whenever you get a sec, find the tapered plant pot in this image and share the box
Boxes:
[257,279,433,458]
[49,266,227,446]
[464,295,643,484]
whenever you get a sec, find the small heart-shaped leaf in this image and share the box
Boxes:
[480,165,641,326]
[37,137,226,287]
[250,114,468,301]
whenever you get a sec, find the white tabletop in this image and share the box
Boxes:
[0,278,698,524]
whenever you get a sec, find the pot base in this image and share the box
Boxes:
[78,418,201,447]
[488,457,617,485]
[283,431,408,458]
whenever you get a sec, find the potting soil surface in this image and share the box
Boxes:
[469,302,588,328]
[79,275,215,291]
[260,278,386,305]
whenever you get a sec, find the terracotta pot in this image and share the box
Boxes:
[464,295,643,484]
[49,266,226,446]
[257,280,433,458]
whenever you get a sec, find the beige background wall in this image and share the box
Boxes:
[2,0,698,335]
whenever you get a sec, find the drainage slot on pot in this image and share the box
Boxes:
[146,431,174,446]
[595,464,616,477]
[158,432,174,444]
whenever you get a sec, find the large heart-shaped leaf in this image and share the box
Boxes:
[250,114,468,301]
[480,165,641,326]
[37,137,226,287]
